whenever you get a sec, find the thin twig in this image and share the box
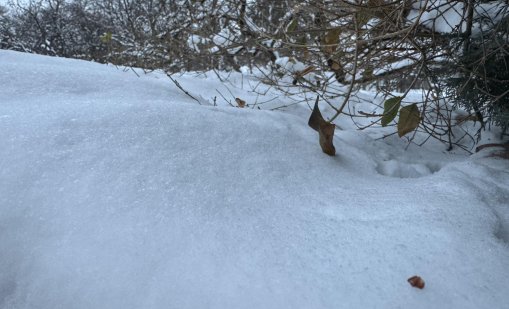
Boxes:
[166,73,202,105]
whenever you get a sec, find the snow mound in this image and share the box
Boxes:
[377,160,442,178]
[1,51,509,309]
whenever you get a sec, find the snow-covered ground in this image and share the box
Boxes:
[0,50,508,309]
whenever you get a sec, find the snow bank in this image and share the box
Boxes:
[0,50,508,309]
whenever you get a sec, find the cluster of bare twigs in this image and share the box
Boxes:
[2,0,507,150]
[235,0,509,151]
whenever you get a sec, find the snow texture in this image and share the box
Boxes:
[1,50,509,309]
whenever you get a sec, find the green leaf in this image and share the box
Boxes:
[286,19,298,33]
[398,103,421,137]
[362,65,374,80]
[381,96,402,127]
[100,32,113,44]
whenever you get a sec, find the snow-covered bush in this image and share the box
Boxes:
[1,0,109,59]
[1,0,508,149]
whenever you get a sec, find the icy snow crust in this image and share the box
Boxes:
[1,50,508,309]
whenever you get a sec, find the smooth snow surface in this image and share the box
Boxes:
[1,51,508,309]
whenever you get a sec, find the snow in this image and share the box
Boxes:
[1,50,509,309]
[274,56,307,73]
[187,35,209,53]
[373,58,416,76]
[212,27,240,48]
[407,0,508,35]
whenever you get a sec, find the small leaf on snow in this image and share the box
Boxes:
[407,275,425,289]
[308,96,336,156]
[398,103,420,137]
[235,97,246,108]
[319,122,336,156]
[381,96,402,127]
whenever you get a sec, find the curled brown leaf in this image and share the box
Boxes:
[235,97,246,108]
[407,276,425,289]
[308,96,336,156]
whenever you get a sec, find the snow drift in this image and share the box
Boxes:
[0,50,508,309]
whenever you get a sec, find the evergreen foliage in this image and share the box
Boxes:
[446,19,509,134]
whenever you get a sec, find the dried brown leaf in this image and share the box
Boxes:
[296,66,316,78]
[308,96,336,156]
[235,97,246,108]
[319,123,336,156]
[407,276,425,289]
[308,96,326,132]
